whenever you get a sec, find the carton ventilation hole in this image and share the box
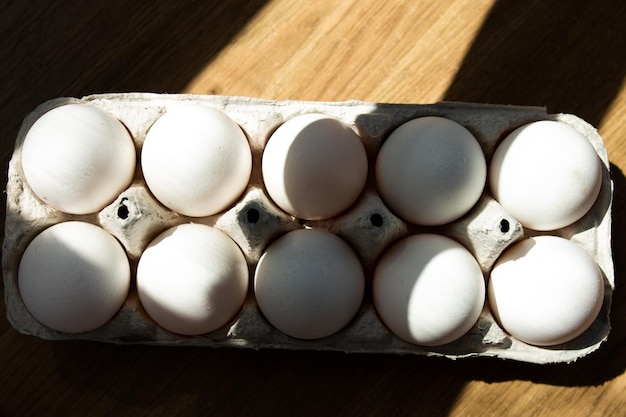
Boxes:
[246,208,260,224]
[117,199,130,220]
[370,213,384,227]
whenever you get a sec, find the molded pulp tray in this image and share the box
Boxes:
[2,93,614,364]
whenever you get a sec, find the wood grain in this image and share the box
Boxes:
[2,0,625,416]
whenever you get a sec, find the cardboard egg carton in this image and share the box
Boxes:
[2,93,614,363]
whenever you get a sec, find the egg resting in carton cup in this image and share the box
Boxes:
[2,93,614,364]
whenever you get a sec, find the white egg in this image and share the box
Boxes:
[375,116,486,226]
[489,120,602,231]
[136,223,249,336]
[18,221,131,333]
[262,113,368,220]
[254,229,365,339]
[373,233,485,346]
[488,236,604,346]
[141,106,252,217]
[21,104,136,215]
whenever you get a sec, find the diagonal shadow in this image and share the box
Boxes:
[0,0,269,242]
[0,0,269,164]
[443,0,626,386]
[444,0,626,128]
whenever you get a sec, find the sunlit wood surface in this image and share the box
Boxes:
[2,1,625,416]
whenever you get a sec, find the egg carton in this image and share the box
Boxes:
[2,93,614,364]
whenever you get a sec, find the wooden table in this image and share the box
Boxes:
[2,1,625,415]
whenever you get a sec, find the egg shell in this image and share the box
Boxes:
[254,229,365,339]
[141,105,252,217]
[20,103,136,215]
[373,233,486,346]
[262,113,368,220]
[488,236,605,347]
[136,223,249,336]
[18,221,131,333]
[489,120,603,231]
[2,94,614,364]
[375,116,487,226]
